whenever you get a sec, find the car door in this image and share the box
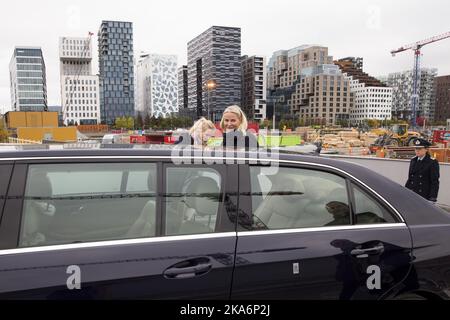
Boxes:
[231,163,413,300]
[0,157,237,299]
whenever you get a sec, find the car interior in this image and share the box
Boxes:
[251,168,388,230]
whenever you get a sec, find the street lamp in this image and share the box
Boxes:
[205,79,216,120]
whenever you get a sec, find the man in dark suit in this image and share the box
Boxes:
[405,138,440,202]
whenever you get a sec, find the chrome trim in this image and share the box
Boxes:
[0,232,236,256]
[238,223,408,237]
[0,155,406,222]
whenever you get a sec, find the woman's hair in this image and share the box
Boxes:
[189,117,215,145]
[220,105,248,133]
[189,117,215,135]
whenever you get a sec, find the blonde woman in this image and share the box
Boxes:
[220,105,258,149]
[175,117,216,146]
[220,105,248,133]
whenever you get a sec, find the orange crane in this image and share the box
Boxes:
[391,31,450,127]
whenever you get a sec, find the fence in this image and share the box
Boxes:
[8,137,42,144]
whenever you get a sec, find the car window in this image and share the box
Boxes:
[351,183,397,224]
[165,167,222,236]
[19,163,157,248]
[250,166,350,230]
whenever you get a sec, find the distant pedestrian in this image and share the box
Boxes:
[405,138,440,202]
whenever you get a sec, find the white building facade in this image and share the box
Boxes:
[346,78,393,124]
[59,36,100,125]
[135,53,178,118]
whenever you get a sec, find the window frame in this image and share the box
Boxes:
[162,163,233,236]
[240,163,401,232]
[347,180,399,225]
[0,159,163,249]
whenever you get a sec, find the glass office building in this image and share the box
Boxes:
[9,47,48,111]
[98,21,134,125]
[187,26,241,121]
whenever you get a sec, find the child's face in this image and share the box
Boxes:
[222,112,241,132]
[202,128,216,143]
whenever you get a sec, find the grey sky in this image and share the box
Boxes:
[1,0,449,113]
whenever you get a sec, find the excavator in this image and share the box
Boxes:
[370,124,422,150]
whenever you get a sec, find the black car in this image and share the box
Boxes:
[0,146,449,300]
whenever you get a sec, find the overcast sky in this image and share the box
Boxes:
[1,0,449,113]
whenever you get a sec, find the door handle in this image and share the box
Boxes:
[351,244,384,258]
[164,261,212,279]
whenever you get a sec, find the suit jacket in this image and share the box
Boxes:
[405,153,440,201]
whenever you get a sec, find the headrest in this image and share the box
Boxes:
[270,173,305,194]
[302,178,327,201]
[27,172,52,198]
[184,177,220,216]
[328,187,348,203]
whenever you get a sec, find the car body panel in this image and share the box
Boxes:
[0,148,449,299]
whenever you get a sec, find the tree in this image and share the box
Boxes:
[0,119,8,143]
[144,114,151,129]
[135,113,144,130]
[126,116,135,130]
[298,118,305,127]
[115,116,128,129]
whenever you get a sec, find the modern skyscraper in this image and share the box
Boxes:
[178,65,188,111]
[241,55,266,121]
[335,58,392,124]
[433,75,450,123]
[187,26,241,121]
[9,47,48,112]
[267,45,352,126]
[386,68,437,121]
[98,21,134,125]
[135,53,178,118]
[59,35,100,125]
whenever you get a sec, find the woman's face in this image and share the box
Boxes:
[222,112,241,132]
[414,148,427,158]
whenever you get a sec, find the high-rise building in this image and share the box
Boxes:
[135,53,178,118]
[187,26,241,121]
[98,21,134,125]
[178,65,188,111]
[59,36,100,125]
[335,58,392,124]
[241,55,266,121]
[267,45,352,126]
[433,75,450,122]
[386,68,437,121]
[9,47,48,112]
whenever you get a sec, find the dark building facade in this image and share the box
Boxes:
[434,75,450,122]
[178,65,188,110]
[98,21,134,125]
[187,26,241,122]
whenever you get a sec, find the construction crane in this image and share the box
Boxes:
[391,31,450,127]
